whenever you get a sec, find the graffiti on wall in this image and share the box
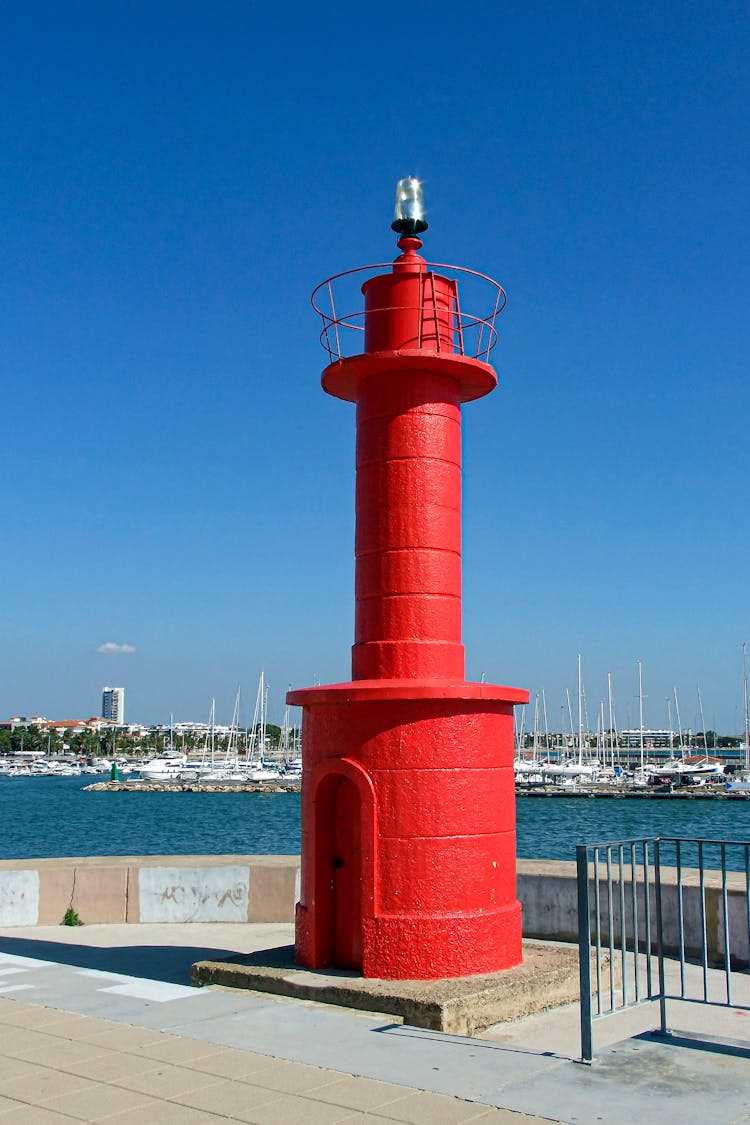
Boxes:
[138,865,249,923]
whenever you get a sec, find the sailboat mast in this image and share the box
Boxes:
[638,660,644,770]
[532,694,539,760]
[697,684,708,755]
[743,642,749,772]
[516,705,526,754]
[228,687,241,766]
[261,673,267,763]
[577,654,584,767]
[607,672,615,769]
[673,687,684,758]
[541,689,549,758]
[566,689,574,755]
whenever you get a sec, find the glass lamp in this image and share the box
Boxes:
[391,176,428,236]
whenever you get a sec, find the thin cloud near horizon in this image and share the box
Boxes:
[97,642,136,655]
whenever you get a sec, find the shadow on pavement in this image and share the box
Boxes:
[637,1029,750,1059]
[0,935,243,984]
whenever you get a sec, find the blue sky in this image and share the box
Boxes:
[1,3,748,733]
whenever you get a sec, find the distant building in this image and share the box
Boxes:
[7,716,48,730]
[102,687,125,726]
[620,729,674,749]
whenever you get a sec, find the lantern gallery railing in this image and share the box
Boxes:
[576,836,750,1063]
[311,262,507,365]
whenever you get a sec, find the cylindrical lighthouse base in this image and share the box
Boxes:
[287,679,527,980]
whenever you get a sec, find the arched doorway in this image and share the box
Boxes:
[313,771,363,970]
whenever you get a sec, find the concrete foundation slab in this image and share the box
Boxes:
[191,939,583,1034]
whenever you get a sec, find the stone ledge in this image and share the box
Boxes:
[191,939,583,1035]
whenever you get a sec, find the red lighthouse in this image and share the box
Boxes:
[288,179,528,980]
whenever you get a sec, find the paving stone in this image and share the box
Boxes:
[470,1110,558,1123]
[188,1048,277,1081]
[0,1057,38,1085]
[234,1090,361,1125]
[9,1039,112,1069]
[0,1104,83,1122]
[0,1028,59,1058]
[30,1013,111,1037]
[105,1101,231,1123]
[41,1082,157,1121]
[63,1049,164,1084]
[337,1116,415,1125]
[299,1074,416,1112]
[240,1056,352,1095]
[0,1005,75,1030]
[71,1024,171,1050]
[112,1062,224,1100]
[0,1095,29,1113]
[170,1079,283,1119]
[373,1089,500,1124]
[127,1036,229,1065]
[0,1068,92,1105]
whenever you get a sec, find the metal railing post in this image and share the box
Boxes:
[577,845,594,1063]
[576,834,749,1060]
[653,838,669,1036]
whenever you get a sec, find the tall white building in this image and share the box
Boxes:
[102,686,125,726]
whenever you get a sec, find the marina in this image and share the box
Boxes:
[0,774,747,867]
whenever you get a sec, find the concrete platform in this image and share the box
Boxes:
[0,923,748,1123]
[191,940,583,1034]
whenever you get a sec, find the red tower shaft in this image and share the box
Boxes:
[289,232,527,981]
[354,367,463,681]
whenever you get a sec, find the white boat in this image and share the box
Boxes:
[47,760,82,776]
[138,750,188,781]
[542,760,600,778]
[242,671,283,781]
[246,765,282,782]
[650,755,725,782]
[543,656,601,781]
[198,689,248,781]
[199,768,248,782]
[180,699,220,780]
[81,757,112,775]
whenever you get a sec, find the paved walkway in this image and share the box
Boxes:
[0,996,536,1123]
[0,924,748,1124]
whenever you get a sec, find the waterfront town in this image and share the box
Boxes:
[2,681,748,786]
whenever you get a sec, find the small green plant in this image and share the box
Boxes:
[61,907,84,927]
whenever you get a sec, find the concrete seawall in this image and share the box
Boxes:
[0,855,746,967]
[0,855,300,927]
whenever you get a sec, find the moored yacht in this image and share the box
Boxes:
[138,750,188,781]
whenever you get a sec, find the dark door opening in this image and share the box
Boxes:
[331,775,363,969]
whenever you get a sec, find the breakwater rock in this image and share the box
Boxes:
[83,780,301,794]
[514,783,744,799]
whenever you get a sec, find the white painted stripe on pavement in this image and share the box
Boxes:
[0,953,54,968]
[76,969,136,983]
[99,980,199,1002]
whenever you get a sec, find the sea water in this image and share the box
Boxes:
[1,776,747,866]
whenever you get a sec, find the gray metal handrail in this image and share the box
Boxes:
[577,836,750,1062]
